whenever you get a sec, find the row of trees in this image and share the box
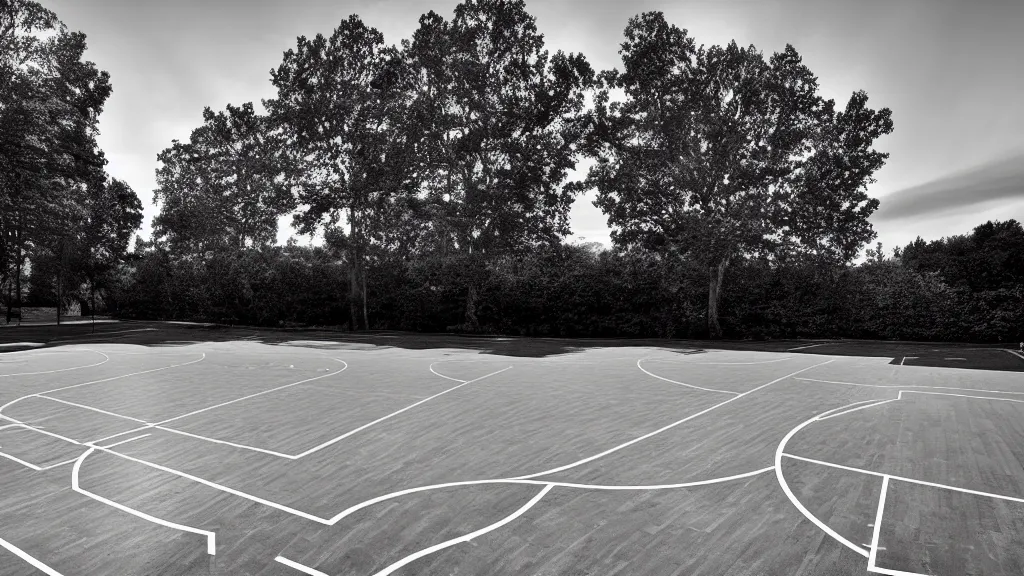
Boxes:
[15,1,1016,343]
[116,219,1023,342]
[142,1,894,338]
[1,1,142,321]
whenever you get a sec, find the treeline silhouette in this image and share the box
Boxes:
[4,1,1020,342]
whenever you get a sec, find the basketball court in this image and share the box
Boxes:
[1,323,1022,575]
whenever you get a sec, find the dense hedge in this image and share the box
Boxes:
[109,221,1024,344]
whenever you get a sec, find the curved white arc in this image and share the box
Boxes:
[637,359,739,395]
[428,362,467,383]
[328,467,777,525]
[0,353,206,417]
[515,358,835,480]
[0,349,109,378]
[550,466,775,490]
[72,446,217,554]
[371,484,554,576]
[774,400,882,559]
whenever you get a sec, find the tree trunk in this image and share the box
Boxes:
[14,226,22,327]
[361,261,368,331]
[464,283,479,332]
[707,256,730,339]
[348,209,359,331]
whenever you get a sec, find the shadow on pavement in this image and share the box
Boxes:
[1,320,1022,371]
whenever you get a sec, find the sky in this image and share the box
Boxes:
[40,0,1024,256]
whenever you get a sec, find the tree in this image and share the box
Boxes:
[269,15,417,330]
[584,12,892,337]
[404,0,594,330]
[153,102,293,256]
[1,0,113,321]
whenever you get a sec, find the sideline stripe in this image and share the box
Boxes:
[796,377,1024,396]
[291,366,512,459]
[371,484,554,576]
[36,394,150,424]
[0,537,63,576]
[784,453,1024,504]
[817,399,897,421]
[154,359,349,426]
[72,446,217,555]
[1004,349,1024,362]
[517,358,835,480]
[867,475,891,570]
[275,556,328,576]
[93,444,333,524]
[788,343,827,351]
[636,359,739,395]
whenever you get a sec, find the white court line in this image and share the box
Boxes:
[326,467,777,525]
[369,484,554,576]
[99,433,153,450]
[85,359,350,446]
[516,358,835,480]
[291,365,512,459]
[91,443,334,524]
[0,349,109,378]
[900,389,1024,404]
[153,359,349,426]
[0,537,63,576]
[275,556,328,576]
[788,343,828,351]
[1004,349,1024,362]
[36,394,151,424]
[72,445,217,555]
[867,475,890,570]
[0,450,43,470]
[153,365,511,461]
[643,356,796,366]
[795,377,1024,396]
[813,399,885,420]
[777,387,1024,565]
[636,359,740,394]
[784,452,1024,504]
[51,328,157,341]
[775,399,879,559]
[428,362,467,383]
[0,352,207,450]
[0,422,82,470]
[817,399,897,421]
[0,353,207,417]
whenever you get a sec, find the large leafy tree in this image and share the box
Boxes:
[153,102,293,256]
[269,15,417,330]
[1,0,115,320]
[405,0,594,330]
[584,12,893,337]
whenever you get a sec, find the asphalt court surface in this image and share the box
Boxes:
[0,323,1022,575]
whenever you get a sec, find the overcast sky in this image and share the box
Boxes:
[42,0,1024,255]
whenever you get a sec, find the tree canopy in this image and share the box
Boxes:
[582,12,893,336]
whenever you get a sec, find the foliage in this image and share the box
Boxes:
[580,12,892,337]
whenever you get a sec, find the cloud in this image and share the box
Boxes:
[874,151,1024,222]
